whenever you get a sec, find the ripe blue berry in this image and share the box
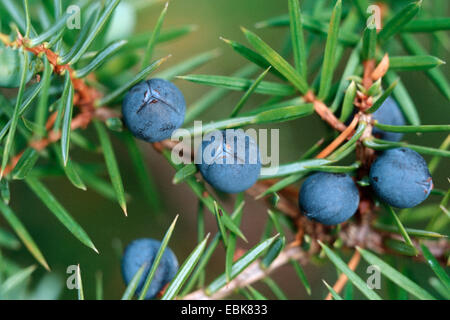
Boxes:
[197,130,261,193]
[371,96,405,142]
[122,78,186,142]
[121,238,178,299]
[298,172,360,225]
[369,147,433,208]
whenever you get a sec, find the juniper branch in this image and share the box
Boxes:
[183,246,307,300]
[183,225,449,300]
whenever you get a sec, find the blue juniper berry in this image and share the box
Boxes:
[197,129,261,193]
[371,96,406,142]
[298,172,360,225]
[121,238,178,299]
[369,147,433,208]
[122,78,186,142]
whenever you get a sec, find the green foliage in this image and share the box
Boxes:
[139,215,178,300]
[0,0,448,301]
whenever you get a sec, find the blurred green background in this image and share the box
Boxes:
[2,0,449,300]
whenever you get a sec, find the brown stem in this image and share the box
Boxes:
[2,33,106,176]
[3,112,92,176]
[304,91,347,132]
[371,54,390,82]
[362,59,376,89]
[316,114,360,159]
